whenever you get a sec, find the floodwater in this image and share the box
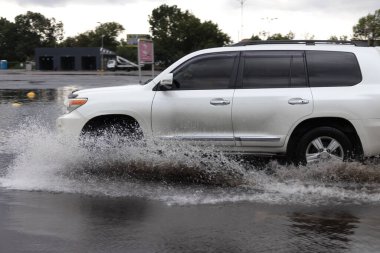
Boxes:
[1,71,380,253]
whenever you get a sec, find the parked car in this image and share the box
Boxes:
[57,40,380,164]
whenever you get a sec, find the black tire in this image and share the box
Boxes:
[292,126,353,165]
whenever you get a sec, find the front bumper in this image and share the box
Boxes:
[56,110,87,139]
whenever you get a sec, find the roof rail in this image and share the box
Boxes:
[231,40,369,47]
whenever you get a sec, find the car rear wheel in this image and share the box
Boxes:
[293,127,353,165]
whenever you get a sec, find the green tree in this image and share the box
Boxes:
[61,22,124,51]
[267,31,295,40]
[329,35,349,41]
[0,12,63,61]
[353,9,380,45]
[149,4,231,66]
[0,18,19,61]
[15,11,64,46]
[250,34,261,40]
[116,39,138,63]
[14,11,63,60]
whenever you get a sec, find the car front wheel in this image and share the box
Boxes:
[80,119,143,148]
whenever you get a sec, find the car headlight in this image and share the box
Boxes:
[67,98,88,113]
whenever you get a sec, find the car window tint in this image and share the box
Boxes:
[242,53,291,88]
[173,53,236,90]
[306,51,362,87]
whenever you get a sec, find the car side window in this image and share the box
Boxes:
[172,53,237,90]
[306,51,362,87]
[242,51,307,88]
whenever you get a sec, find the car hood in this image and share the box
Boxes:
[74,84,144,97]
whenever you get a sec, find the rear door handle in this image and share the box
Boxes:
[210,98,230,106]
[288,98,309,105]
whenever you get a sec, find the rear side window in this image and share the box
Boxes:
[242,51,307,88]
[306,51,362,87]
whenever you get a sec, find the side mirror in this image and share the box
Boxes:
[159,73,173,90]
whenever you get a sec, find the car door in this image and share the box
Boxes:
[232,50,313,147]
[152,52,239,146]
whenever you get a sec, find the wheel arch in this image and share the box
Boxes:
[81,114,144,136]
[287,117,363,158]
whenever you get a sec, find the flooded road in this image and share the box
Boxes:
[1,71,380,252]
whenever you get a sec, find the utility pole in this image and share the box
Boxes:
[101,35,104,71]
[97,22,105,71]
[237,0,247,41]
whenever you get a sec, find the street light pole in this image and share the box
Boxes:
[97,22,105,71]
[101,35,104,71]
[237,0,247,41]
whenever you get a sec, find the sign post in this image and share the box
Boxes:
[137,39,154,84]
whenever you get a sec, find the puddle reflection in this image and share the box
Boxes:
[288,211,359,252]
[0,87,76,105]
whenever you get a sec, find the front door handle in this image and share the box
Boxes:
[210,98,230,106]
[288,98,309,105]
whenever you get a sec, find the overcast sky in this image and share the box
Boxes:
[1,0,379,42]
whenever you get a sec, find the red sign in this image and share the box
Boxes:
[138,40,154,63]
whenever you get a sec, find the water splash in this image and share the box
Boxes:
[1,121,380,206]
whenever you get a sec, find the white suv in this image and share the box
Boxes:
[57,41,380,164]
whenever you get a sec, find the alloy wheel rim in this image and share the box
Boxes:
[305,136,344,164]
